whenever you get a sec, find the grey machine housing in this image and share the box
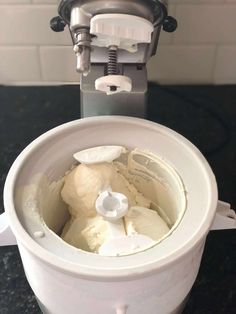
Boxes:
[50,0,177,117]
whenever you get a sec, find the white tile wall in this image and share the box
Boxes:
[0,1,31,4]
[0,47,40,82]
[214,46,236,84]
[32,1,58,3]
[40,46,79,82]
[174,4,236,44]
[147,45,216,84]
[0,1,235,85]
[169,1,225,3]
[0,5,70,45]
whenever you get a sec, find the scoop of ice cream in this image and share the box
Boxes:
[125,206,170,242]
[61,162,169,253]
[61,215,112,252]
[61,162,151,218]
[62,206,169,253]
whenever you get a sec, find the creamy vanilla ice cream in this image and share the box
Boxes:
[125,206,170,242]
[61,159,170,253]
[61,162,150,218]
[61,214,111,252]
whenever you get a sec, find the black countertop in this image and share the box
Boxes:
[0,84,235,314]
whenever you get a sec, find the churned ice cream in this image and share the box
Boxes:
[60,147,170,254]
[61,162,150,218]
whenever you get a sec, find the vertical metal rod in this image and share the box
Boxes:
[107,45,118,91]
[107,45,118,75]
[74,28,91,76]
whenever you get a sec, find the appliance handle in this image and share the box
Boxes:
[0,212,17,246]
[211,200,236,230]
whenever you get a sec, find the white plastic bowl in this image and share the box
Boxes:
[2,116,233,314]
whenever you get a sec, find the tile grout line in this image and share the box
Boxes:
[211,44,219,84]
[169,4,176,45]
[36,45,44,82]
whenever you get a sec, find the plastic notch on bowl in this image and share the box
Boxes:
[0,212,17,246]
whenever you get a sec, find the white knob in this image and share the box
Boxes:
[95,189,155,256]
[95,75,132,95]
[95,190,128,221]
[90,14,154,52]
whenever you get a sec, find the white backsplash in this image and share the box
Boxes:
[0,0,235,85]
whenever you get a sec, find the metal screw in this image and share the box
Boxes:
[110,86,117,92]
[163,16,178,33]
[50,16,66,32]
